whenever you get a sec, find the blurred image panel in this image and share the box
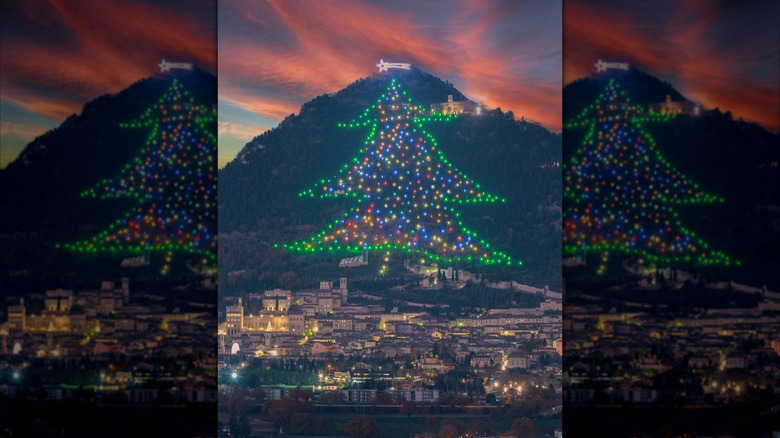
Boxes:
[562,1,780,436]
[0,0,218,436]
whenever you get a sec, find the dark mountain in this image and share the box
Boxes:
[219,67,562,290]
[563,67,780,287]
[0,68,216,235]
[0,69,217,288]
[563,66,686,120]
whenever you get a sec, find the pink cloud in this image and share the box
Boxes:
[219,0,562,137]
[218,120,263,139]
[0,121,48,139]
[564,1,779,131]
[1,0,216,123]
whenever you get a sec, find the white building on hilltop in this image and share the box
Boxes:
[431,95,481,115]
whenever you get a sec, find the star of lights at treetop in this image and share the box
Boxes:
[563,79,734,269]
[279,79,518,266]
[59,79,217,271]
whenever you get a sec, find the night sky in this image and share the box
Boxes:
[4,1,773,170]
[218,0,562,168]
[564,0,780,131]
[0,0,217,168]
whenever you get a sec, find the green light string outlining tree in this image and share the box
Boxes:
[563,78,734,274]
[279,79,518,266]
[59,79,217,275]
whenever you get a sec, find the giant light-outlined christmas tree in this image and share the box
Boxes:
[563,79,734,272]
[280,79,518,266]
[60,79,217,273]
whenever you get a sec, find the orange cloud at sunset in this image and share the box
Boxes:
[564,1,779,131]
[0,0,216,167]
[218,0,562,165]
